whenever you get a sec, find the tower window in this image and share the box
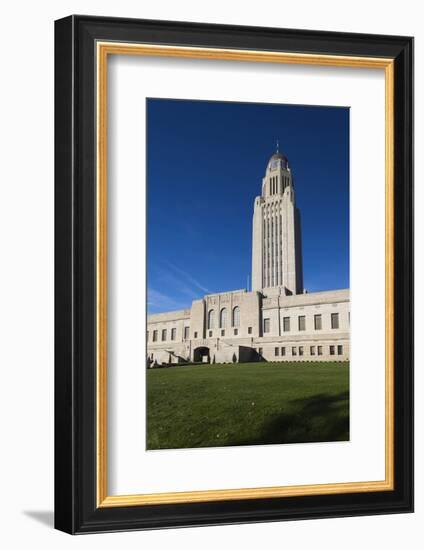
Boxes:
[220,308,227,328]
[208,309,215,329]
[314,314,322,330]
[153,330,157,342]
[298,315,306,331]
[161,329,167,341]
[232,306,240,327]
[331,313,339,329]
[194,331,198,338]
[283,317,290,332]
[263,318,270,333]
[184,326,189,339]
[171,328,176,341]
[248,326,252,334]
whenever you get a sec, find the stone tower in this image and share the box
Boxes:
[251,147,303,294]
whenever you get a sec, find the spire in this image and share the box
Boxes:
[276,139,279,153]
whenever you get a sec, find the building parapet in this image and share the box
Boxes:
[262,288,349,309]
[147,308,191,324]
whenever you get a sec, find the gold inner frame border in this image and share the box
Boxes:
[96,42,395,508]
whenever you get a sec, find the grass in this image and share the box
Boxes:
[146,361,349,450]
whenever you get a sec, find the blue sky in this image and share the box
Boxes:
[147,98,349,314]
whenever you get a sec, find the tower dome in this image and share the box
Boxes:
[269,152,288,162]
[267,151,289,172]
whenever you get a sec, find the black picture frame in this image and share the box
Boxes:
[55,15,414,534]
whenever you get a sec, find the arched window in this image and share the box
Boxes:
[220,308,227,328]
[207,309,215,330]
[232,306,240,327]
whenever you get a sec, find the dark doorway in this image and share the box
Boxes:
[193,346,210,363]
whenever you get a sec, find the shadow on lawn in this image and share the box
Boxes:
[231,391,349,446]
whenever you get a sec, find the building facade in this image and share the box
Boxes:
[147,150,349,365]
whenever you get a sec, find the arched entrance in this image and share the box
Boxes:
[193,346,210,363]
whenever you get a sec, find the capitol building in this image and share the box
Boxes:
[147,149,350,365]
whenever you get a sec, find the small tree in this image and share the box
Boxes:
[232,353,237,363]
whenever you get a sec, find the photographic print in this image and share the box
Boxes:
[146,98,350,451]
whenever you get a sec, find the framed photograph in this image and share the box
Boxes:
[54,15,413,534]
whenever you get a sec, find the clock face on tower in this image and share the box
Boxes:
[271,160,278,170]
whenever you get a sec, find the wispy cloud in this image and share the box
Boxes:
[154,268,199,301]
[147,288,186,312]
[148,261,211,313]
[165,261,210,294]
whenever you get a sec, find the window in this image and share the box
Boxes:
[221,329,225,337]
[314,314,322,330]
[275,347,279,356]
[337,345,343,355]
[248,326,252,335]
[298,315,306,331]
[234,328,238,335]
[283,317,290,332]
[171,328,176,341]
[281,347,286,356]
[232,306,240,327]
[318,345,323,356]
[331,312,339,329]
[146,331,149,342]
[161,329,167,341]
[209,330,212,337]
[184,326,189,339]
[263,318,270,333]
[153,330,157,342]
[330,345,335,355]
[310,346,315,355]
[208,309,215,330]
[299,346,304,356]
[220,308,227,328]
[292,347,297,356]
[194,331,198,338]
[258,347,263,356]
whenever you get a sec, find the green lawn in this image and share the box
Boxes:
[146,362,349,450]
